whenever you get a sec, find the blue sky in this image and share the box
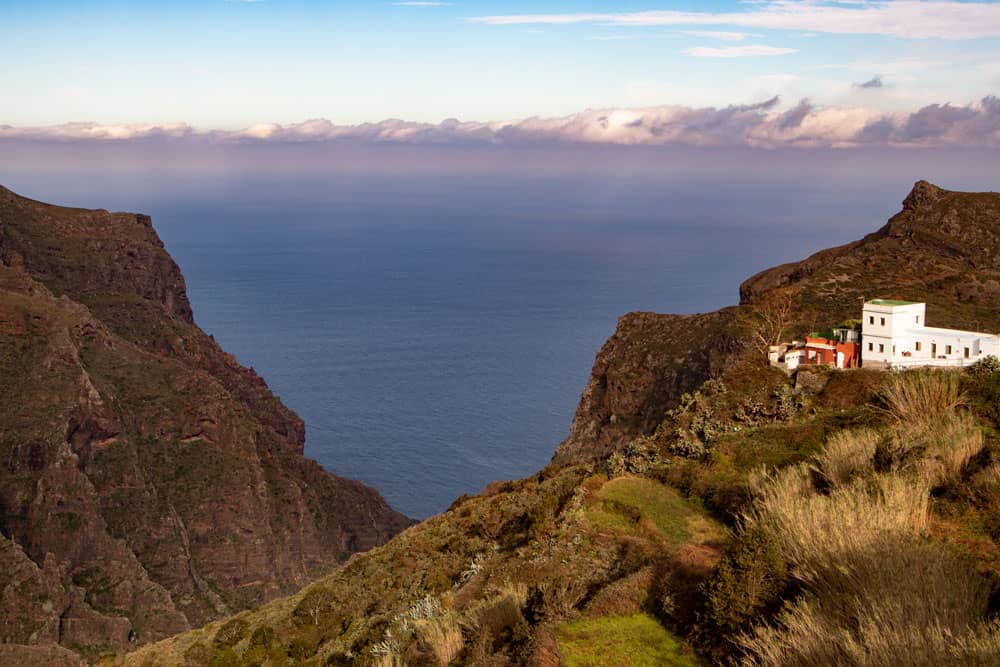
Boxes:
[2,0,1000,129]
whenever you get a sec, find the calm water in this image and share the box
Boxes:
[6,146,994,517]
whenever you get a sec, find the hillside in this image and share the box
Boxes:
[741,180,1000,334]
[0,186,412,661]
[117,181,1000,666]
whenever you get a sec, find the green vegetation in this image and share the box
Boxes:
[584,477,705,544]
[557,614,704,667]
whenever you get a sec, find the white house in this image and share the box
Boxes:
[861,300,999,368]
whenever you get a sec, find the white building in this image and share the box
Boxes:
[861,300,999,368]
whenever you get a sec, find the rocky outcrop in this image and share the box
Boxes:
[557,181,1000,464]
[553,310,737,464]
[0,185,412,655]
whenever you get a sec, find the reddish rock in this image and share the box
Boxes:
[0,185,412,655]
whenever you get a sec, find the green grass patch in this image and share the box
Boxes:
[585,477,719,544]
[557,613,704,666]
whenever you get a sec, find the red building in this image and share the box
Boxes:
[804,336,860,369]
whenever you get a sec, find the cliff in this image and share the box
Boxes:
[0,186,412,656]
[552,310,737,465]
[120,181,1000,666]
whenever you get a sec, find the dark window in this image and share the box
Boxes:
[879,344,885,353]
[932,343,937,356]
[965,347,970,359]
[868,342,874,351]
[869,316,874,325]
[880,317,885,326]
[915,342,922,352]
[946,345,952,355]
[915,316,920,324]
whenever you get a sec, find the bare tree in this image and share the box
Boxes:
[740,290,796,357]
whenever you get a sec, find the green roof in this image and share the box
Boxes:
[867,299,919,306]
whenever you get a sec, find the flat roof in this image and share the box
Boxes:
[905,326,999,339]
[866,299,921,306]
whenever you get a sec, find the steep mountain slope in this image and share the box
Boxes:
[120,182,1000,666]
[741,180,1000,332]
[0,186,412,656]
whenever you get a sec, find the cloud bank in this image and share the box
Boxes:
[468,1,1000,40]
[3,97,999,149]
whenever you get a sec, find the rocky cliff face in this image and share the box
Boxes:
[0,186,412,656]
[555,181,1000,464]
[552,310,737,465]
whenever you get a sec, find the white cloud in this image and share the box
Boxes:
[468,2,1000,40]
[684,44,797,58]
[680,30,753,42]
[4,97,999,148]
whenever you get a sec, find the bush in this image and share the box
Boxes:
[700,525,787,635]
[966,357,1000,425]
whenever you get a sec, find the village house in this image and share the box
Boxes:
[861,299,1000,369]
[769,327,860,372]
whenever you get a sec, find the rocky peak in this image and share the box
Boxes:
[901,179,946,212]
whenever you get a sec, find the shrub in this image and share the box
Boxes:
[968,355,1000,380]
[965,358,1000,425]
[812,429,879,487]
[700,524,788,635]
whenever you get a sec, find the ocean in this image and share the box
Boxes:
[5,143,995,517]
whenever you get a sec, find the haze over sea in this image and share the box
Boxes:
[3,143,998,518]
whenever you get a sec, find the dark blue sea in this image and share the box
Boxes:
[5,144,995,517]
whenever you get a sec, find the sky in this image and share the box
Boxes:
[1,0,999,136]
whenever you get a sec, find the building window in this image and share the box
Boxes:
[915,342,922,352]
[868,342,873,351]
[946,345,952,355]
[892,345,896,356]
[879,344,885,353]
[880,317,885,326]
[869,316,874,325]
[965,347,970,359]
[915,316,920,324]
[932,343,937,357]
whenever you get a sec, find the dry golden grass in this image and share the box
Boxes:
[414,616,464,666]
[747,473,929,589]
[812,428,879,487]
[739,391,994,667]
[916,412,984,486]
[739,521,993,665]
[877,370,983,486]
[881,369,964,424]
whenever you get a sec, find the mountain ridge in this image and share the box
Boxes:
[0,185,412,658]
